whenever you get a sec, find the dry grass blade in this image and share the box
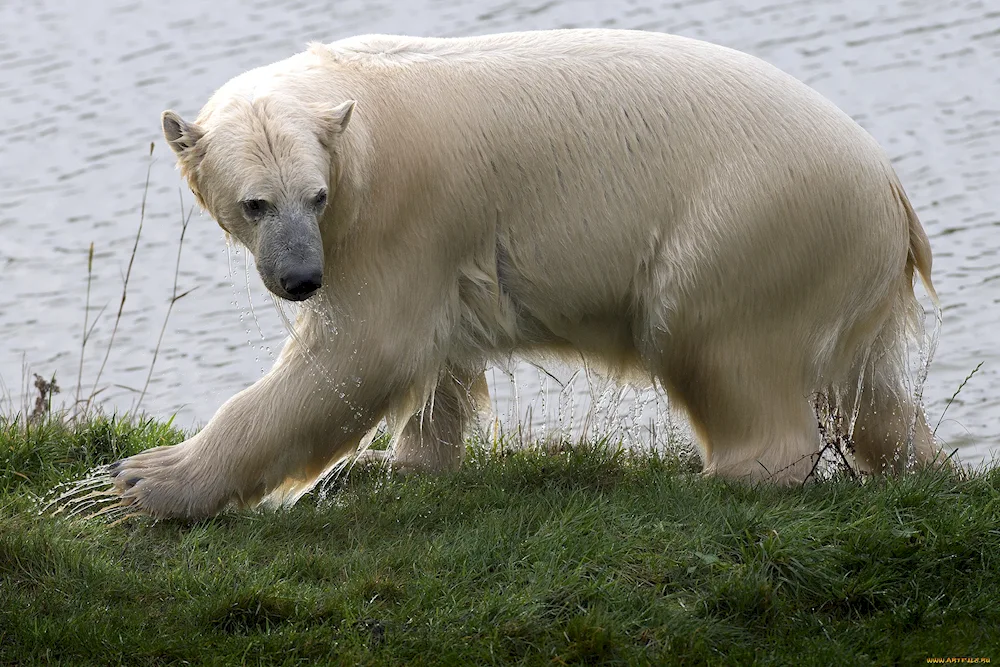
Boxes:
[73,242,95,415]
[135,187,195,414]
[84,142,155,415]
[933,361,985,437]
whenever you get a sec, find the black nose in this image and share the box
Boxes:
[280,268,322,299]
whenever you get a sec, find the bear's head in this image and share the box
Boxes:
[160,96,356,302]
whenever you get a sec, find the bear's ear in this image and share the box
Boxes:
[162,110,205,160]
[320,99,356,135]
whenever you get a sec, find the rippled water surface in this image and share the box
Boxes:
[1,0,997,464]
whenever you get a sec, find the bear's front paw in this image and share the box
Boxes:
[352,449,434,476]
[109,440,234,520]
[353,448,391,469]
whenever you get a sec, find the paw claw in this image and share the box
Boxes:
[123,476,143,488]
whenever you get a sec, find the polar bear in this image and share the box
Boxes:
[110,29,943,519]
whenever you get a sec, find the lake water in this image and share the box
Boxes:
[1,0,997,465]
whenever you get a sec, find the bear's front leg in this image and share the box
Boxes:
[110,318,407,519]
[356,369,491,474]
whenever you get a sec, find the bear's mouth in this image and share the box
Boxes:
[278,288,319,302]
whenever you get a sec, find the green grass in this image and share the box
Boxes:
[1,415,998,665]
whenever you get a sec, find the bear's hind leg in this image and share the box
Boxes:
[659,336,822,485]
[843,318,947,475]
[699,394,822,484]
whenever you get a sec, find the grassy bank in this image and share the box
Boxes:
[1,415,998,665]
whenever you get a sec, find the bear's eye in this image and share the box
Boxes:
[313,189,328,209]
[240,199,267,219]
